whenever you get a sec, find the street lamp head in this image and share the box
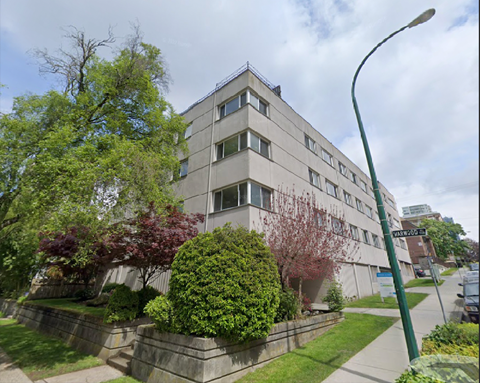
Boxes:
[408,8,436,28]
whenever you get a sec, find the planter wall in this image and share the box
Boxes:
[0,298,19,317]
[132,312,344,383]
[28,279,94,300]
[7,300,150,360]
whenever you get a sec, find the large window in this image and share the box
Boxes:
[309,168,321,188]
[350,224,360,241]
[179,160,188,177]
[360,180,367,193]
[339,162,348,176]
[350,172,358,185]
[372,234,381,248]
[314,210,325,227]
[321,149,334,166]
[332,218,344,235]
[362,230,370,244]
[184,125,192,139]
[365,205,373,219]
[356,198,364,213]
[213,182,271,212]
[305,134,316,153]
[326,180,338,198]
[216,131,269,160]
[344,191,352,206]
[219,90,268,118]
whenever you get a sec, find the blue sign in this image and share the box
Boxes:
[377,272,393,278]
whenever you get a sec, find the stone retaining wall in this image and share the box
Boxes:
[2,299,149,360]
[0,298,19,317]
[132,312,344,383]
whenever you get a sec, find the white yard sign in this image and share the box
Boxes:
[377,272,396,298]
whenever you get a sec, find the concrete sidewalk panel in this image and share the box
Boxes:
[34,365,123,383]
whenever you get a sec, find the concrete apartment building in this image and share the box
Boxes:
[172,63,414,303]
[401,204,443,227]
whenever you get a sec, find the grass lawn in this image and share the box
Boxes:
[441,268,458,276]
[404,278,444,288]
[345,292,428,309]
[104,377,143,383]
[0,319,104,381]
[0,311,4,318]
[236,313,397,383]
[27,298,106,317]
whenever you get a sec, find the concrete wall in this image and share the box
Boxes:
[5,300,150,360]
[131,312,344,383]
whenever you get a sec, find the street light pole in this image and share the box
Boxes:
[351,9,435,362]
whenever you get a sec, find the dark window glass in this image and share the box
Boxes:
[216,143,224,160]
[214,192,222,211]
[262,187,271,210]
[240,92,247,106]
[179,160,188,177]
[259,100,267,115]
[239,182,248,205]
[260,140,269,157]
[220,105,225,118]
[222,185,238,209]
[251,183,261,207]
[225,97,239,116]
[240,132,248,150]
[250,134,260,152]
[224,136,239,157]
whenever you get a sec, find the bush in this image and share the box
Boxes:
[396,371,443,383]
[104,284,139,323]
[17,296,28,305]
[137,286,162,317]
[74,288,95,301]
[323,280,345,312]
[144,295,177,332]
[85,293,110,307]
[101,282,122,294]
[168,224,281,342]
[275,287,300,323]
[423,322,479,348]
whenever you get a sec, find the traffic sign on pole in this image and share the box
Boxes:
[392,228,427,238]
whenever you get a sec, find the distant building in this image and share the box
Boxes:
[401,204,443,227]
[442,216,454,224]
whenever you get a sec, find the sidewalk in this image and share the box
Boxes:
[322,271,464,383]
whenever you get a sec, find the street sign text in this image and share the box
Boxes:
[392,228,427,238]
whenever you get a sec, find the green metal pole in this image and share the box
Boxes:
[351,26,420,362]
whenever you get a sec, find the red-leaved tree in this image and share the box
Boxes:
[109,202,204,288]
[259,187,358,308]
[38,226,113,287]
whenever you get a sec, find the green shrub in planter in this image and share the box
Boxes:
[104,284,139,323]
[137,286,162,317]
[101,282,122,294]
[396,371,443,383]
[144,295,177,332]
[423,322,479,348]
[169,224,281,342]
[74,288,95,301]
[275,287,300,323]
[322,280,345,312]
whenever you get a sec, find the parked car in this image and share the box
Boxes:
[415,268,426,277]
[470,263,479,271]
[457,275,479,324]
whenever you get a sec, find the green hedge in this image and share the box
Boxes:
[104,284,138,323]
[168,224,281,342]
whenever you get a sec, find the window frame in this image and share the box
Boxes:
[372,234,381,248]
[365,205,373,219]
[213,181,272,212]
[362,230,371,245]
[321,148,334,167]
[325,180,338,198]
[308,168,321,189]
[350,172,358,185]
[343,191,352,206]
[360,180,367,193]
[339,162,348,177]
[216,131,270,160]
[356,198,364,213]
[350,224,360,241]
[179,159,188,178]
[304,134,316,153]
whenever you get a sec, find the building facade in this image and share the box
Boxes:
[173,64,414,303]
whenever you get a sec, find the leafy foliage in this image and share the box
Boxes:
[396,372,444,383]
[259,187,357,310]
[323,280,345,312]
[73,288,95,301]
[422,322,478,349]
[275,287,300,323]
[420,219,470,260]
[109,202,203,288]
[85,293,110,307]
[101,283,122,294]
[136,286,162,317]
[144,295,176,333]
[104,284,138,323]
[168,224,281,342]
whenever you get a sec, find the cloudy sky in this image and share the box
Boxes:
[1,1,478,240]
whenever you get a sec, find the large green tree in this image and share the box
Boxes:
[0,26,189,234]
[420,219,470,260]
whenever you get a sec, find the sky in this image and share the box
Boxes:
[1,0,478,241]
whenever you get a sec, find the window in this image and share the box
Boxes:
[213,182,271,212]
[220,92,247,118]
[309,168,321,188]
[313,210,325,227]
[356,198,364,213]
[369,188,375,199]
[321,149,334,166]
[374,212,380,223]
[382,238,386,250]
[332,218,344,235]
[339,162,348,176]
[344,191,352,206]
[365,205,373,219]
[400,239,407,250]
[305,134,316,153]
[179,160,188,177]
[387,198,395,208]
[393,218,400,228]
[360,180,367,193]
[216,131,269,160]
[325,180,338,198]
[372,234,381,248]
[184,125,192,139]
[249,92,268,115]
[387,213,393,228]
[350,225,360,241]
[350,172,358,185]
[362,230,370,244]
[393,237,400,247]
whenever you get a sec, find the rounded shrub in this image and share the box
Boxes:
[144,295,176,333]
[74,288,95,301]
[137,286,162,317]
[322,280,345,312]
[101,282,122,294]
[168,224,281,342]
[104,284,139,323]
[275,287,300,323]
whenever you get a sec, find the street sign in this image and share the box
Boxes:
[392,228,427,238]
